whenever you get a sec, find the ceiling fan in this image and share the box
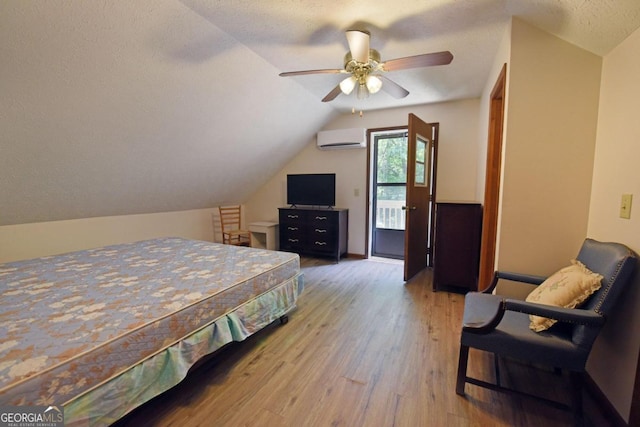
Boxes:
[279,30,453,102]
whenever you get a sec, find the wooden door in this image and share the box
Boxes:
[404,114,434,281]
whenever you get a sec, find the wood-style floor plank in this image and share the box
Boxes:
[113,257,610,426]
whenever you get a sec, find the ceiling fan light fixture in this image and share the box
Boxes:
[279,30,452,103]
[356,83,369,99]
[339,76,357,95]
[366,75,382,94]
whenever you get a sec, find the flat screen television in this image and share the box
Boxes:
[287,173,336,207]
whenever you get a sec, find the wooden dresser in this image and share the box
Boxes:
[433,202,482,292]
[278,207,348,261]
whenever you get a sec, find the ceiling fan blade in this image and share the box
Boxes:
[322,84,343,102]
[379,75,409,99]
[279,68,345,77]
[346,30,370,63]
[382,51,453,72]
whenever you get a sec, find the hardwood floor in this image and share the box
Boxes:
[113,257,610,426]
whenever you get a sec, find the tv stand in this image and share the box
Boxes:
[278,207,348,262]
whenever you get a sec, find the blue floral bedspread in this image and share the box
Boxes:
[0,237,300,407]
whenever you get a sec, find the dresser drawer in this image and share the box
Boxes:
[309,229,337,253]
[280,235,304,251]
[280,210,305,224]
[309,212,336,228]
[282,224,304,235]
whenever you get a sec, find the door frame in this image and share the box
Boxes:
[478,64,507,290]
[370,130,409,259]
[365,126,406,259]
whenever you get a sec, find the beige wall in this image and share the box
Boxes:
[1,97,481,263]
[0,208,218,263]
[497,18,601,274]
[246,99,481,256]
[477,23,512,267]
[586,26,640,422]
[476,22,512,202]
[495,18,639,422]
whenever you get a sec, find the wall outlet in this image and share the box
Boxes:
[620,194,633,219]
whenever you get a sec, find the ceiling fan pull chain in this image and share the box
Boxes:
[349,106,365,117]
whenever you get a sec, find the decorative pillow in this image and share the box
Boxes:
[525,260,603,332]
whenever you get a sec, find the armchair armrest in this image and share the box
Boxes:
[462,293,505,333]
[484,270,547,294]
[504,299,606,326]
[496,271,547,285]
[462,292,605,336]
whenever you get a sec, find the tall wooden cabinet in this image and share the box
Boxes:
[433,202,482,292]
[279,207,348,261]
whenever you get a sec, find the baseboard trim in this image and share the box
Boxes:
[584,372,627,426]
[344,253,366,259]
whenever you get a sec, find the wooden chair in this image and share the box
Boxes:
[218,205,251,247]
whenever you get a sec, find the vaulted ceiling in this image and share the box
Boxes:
[2,1,640,225]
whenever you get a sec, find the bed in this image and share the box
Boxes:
[0,237,304,426]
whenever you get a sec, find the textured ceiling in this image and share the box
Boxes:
[182,0,640,111]
[1,1,640,225]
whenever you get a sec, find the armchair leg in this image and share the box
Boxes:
[456,345,470,395]
[570,371,584,427]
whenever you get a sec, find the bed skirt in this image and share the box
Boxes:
[65,273,303,426]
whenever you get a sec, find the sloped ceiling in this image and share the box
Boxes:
[1,0,639,225]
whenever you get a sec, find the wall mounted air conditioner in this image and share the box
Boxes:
[317,128,367,150]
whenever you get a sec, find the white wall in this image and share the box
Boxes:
[586,26,640,422]
[0,208,218,263]
[496,18,602,274]
[246,99,481,256]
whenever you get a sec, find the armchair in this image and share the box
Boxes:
[456,238,637,426]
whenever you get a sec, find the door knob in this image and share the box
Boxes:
[402,206,417,211]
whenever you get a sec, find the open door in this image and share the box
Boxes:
[404,114,434,281]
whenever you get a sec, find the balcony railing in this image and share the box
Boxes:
[376,200,406,230]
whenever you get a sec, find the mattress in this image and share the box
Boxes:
[0,237,303,425]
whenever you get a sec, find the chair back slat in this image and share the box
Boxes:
[219,206,242,231]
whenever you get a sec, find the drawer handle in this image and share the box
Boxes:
[315,241,327,246]
[288,238,299,243]
[288,214,299,219]
[288,226,299,231]
[315,229,327,233]
[315,216,327,220]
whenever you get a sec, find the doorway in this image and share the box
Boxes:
[368,120,438,275]
[371,130,408,259]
